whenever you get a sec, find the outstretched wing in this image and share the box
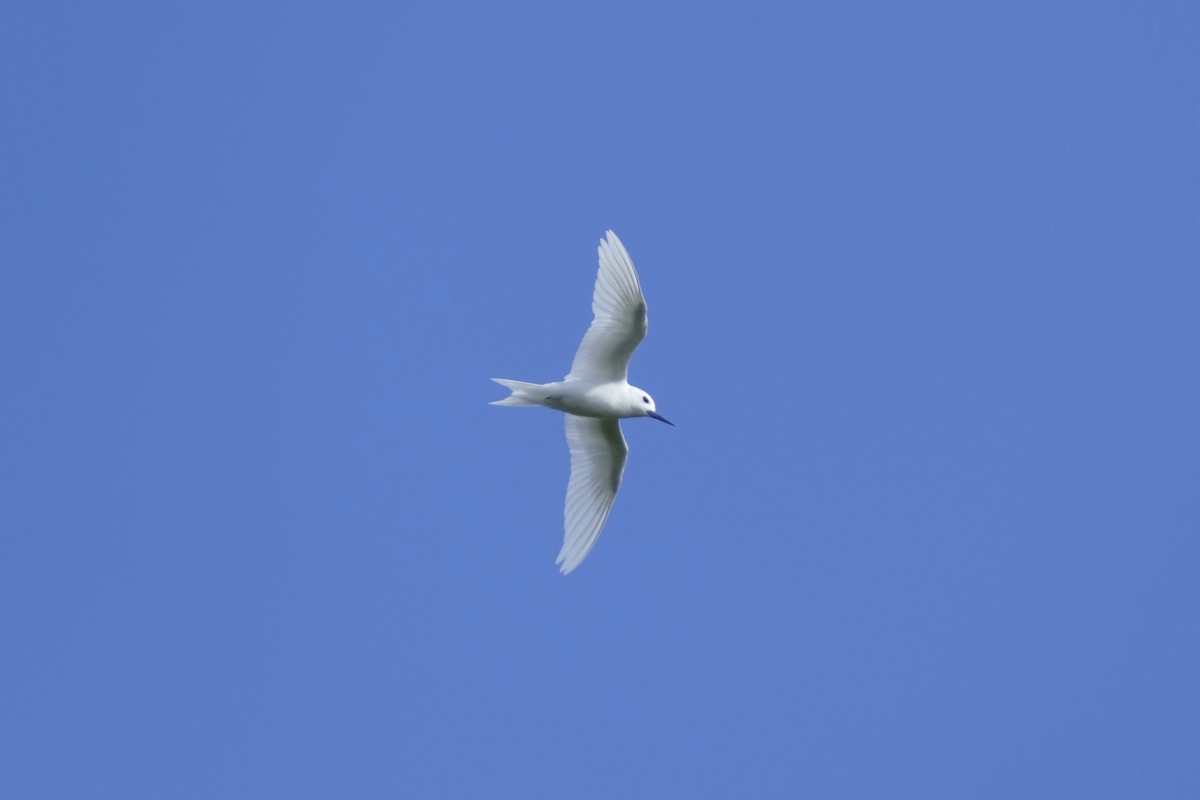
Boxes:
[557,415,628,574]
[567,230,648,382]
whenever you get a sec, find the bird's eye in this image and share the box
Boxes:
[642,396,650,403]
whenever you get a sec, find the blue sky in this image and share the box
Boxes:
[3,2,1198,797]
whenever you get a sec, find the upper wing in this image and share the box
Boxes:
[557,415,628,574]
[567,230,648,382]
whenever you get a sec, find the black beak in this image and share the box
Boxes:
[647,411,675,426]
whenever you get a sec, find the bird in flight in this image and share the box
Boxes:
[491,230,673,574]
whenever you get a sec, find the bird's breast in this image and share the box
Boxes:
[553,381,633,419]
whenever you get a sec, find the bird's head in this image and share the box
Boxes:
[628,386,674,426]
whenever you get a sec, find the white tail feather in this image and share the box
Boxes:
[490,378,543,406]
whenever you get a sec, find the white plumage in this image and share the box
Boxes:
[491,230,672,574]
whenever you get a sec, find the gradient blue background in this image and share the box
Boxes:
[3,2,1198,797]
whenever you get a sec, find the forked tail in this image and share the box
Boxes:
[490,378,544,406]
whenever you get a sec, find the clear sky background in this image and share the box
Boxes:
[3,2,1198,798]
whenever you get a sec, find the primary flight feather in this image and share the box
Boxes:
[491,230,672,574]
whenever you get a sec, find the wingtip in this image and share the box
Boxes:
[555,550,584,575]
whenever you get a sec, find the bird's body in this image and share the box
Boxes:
[492,378,657,419]
[491,231,671,574]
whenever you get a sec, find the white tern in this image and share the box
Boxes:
[491,230,672,574]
